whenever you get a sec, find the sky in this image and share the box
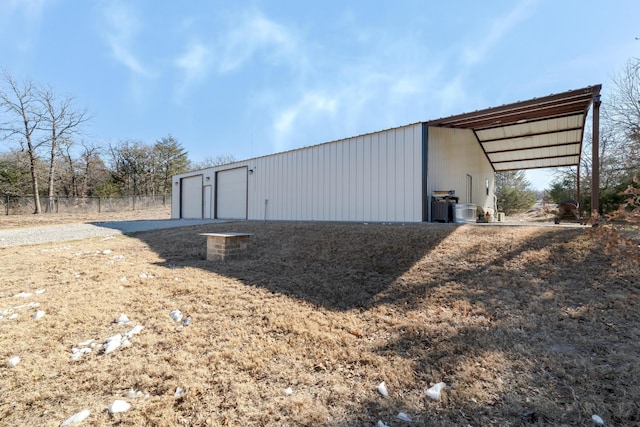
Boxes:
[1,0,639,190]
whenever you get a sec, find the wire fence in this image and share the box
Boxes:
[1,195,169,215]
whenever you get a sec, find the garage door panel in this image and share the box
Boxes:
[181,175,203,218]
[216,168,247,219]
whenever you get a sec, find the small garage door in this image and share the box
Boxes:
[180,175,203,218]
[216,167,247,219]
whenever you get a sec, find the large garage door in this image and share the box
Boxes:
[180,175,203,218]
[216,167,247,219]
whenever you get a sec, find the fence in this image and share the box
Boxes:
[1,195,168,215]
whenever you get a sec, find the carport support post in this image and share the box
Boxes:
[577,163,580,209]
[591,93,601,218]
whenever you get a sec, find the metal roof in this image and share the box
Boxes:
[427,85,602,171]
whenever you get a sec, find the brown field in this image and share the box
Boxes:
[1,211,639,426]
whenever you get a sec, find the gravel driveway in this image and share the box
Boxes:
[0,218,223,247]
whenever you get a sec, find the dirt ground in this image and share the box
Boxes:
[0,210,638,426]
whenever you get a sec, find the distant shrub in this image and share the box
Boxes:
[592,176,640,265]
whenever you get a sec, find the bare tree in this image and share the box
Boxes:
[606,57,640,176]
[37,86,89,211]
[58,142,78,197]
[57,141,107,197]
[78,143,107,197]
[108,140,154,198]
[190,154,236,170]
[590,57,640,262]
[0,70,44,213]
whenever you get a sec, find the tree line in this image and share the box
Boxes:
[496,57,640,216]
[0,70,233,214]
[4,57,638,217]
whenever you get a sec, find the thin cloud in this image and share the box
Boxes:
[268,35,444,151]
[462,0,537,66]
[173,41,212,101]
[389,62,444,100]
[215,8,445,152]
[270,61,443,151]
[435,77,467,115]
[100,1,149,76]
[176,41,211,80]
[1,0,48,51]
[273,92,338,151]
[218,10,298,73]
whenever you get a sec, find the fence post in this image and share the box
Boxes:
[98,197,101,213]
[5,194,8,215]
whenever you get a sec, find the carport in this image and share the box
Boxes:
[428,85,602,215]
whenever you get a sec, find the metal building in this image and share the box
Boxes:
[172,85,602,222]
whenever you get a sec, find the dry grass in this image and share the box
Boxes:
[1,213,639,426]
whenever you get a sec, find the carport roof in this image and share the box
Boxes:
[427,85,602,172]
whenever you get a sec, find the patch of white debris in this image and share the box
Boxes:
[60,409,90,426]
[108,399,131,414]
[7,356,20,368]
[1,290,46,321]
[70,314,144,361]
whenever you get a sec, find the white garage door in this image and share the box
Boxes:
[216,167,247,219]
[180,175,203,218]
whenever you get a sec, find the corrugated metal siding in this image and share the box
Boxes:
[482,129,582,153]
[427,126,495,215]
[476,115,584,141]
[173,123,424,222]
[475,114,585,171]
[241,123,423,222]
[172,168,224,218]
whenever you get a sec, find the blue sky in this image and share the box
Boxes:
[1,0,639,190]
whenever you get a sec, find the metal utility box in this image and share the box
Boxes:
[431,192,458,222]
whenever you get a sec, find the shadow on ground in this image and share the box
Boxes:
[89,218,222,234]
[133,220,456,311]
[122,220,640,425]
[365,229,640,425]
